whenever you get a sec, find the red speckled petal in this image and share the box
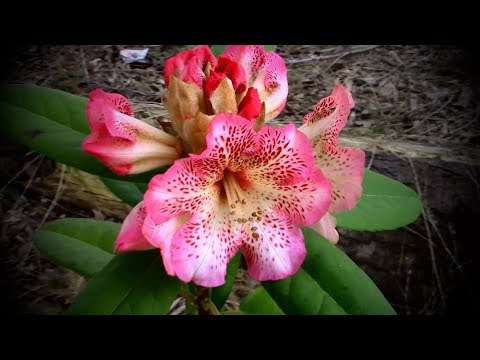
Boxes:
[300,84,355,147]
[114,202,153,252]
[191,113,257,175]
[242,168,331,227]
[222,46,288,121]
[238,87,262,120]
[144,158,222,224]
[310,212,339,244]
[142,215,188,276]
[215,55,247,94]
[314,143,365,212]
[241,210,306,281]
[259,52,288,121]
[87,89,133,130]
[170,202,242,287]
[240,123,315,183]
[222,45,266,87]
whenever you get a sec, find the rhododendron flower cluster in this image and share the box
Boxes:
[82,45,365,287]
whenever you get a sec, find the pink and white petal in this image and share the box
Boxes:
[144,158,222,224]
[215,55,247,94]
[299,84,355,147]
[315,143,365,212]
[242,168,331,227]
[86,89,134,131]
[170,203,242,287]
[309,212,339,244]
[142,215,188,276]
[192,113,257,172]
[241,123,316,183]
[222,45,266,87]
[258,52,288,122]
[83,128,179,176]
[102,107,178,146]
[238,87,262,120]
[241,210,306,282]
[114,202,153,252]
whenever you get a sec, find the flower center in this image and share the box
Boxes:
[221,171,264,238]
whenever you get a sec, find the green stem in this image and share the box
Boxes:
[180,283,197,315]
[195,286,221,315]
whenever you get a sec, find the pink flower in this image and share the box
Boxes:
[115,113,331,287]
[163,45,288,154]
[299,84,366,244]
[83,89,181,176]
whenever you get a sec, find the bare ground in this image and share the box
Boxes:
[1,45,479,315]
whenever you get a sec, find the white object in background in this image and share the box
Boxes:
[120,48,149,63]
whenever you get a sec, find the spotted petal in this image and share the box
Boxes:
[222,45,288,122]
[299,84,355,148]
[241,210,306,281]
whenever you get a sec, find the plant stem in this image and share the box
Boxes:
[180,283,197,315]
[195,286,221,315]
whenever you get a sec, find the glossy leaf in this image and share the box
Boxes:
[33,218,120,278]
[66,251,181,315]
[334,169,423,231]
[261,228,396,315]
[0,84,162,182]
[239,286,284,315]
[101,177,147,207]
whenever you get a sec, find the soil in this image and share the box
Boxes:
[1,45,479,315]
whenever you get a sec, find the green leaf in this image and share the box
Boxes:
[210,45,277,58]
[263,269,347,315]
[66,251,181,315]
[334,169,423,231]
[210,45,228,57]
[240,286,284,315]
[0,83,90,133]
[101,177,147,207]
[262,228,396,315]
[263,45,277,52]
[0,84,163,182]
[33,218,120,278]
[211,253,242,310]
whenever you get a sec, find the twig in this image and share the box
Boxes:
[0,154,42,194]
[408,158,446,310]
[367,145,376,169]
[80,48,90,84]
[286,45,380,65]
[19,164,67,267]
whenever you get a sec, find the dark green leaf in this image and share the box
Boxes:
[210,45,228,57]
[239,286,284,315]
[299,227,396,314]
[211,253,242,310]
[259,228,396,315]
[335,169,423,231]
[263,45,276,52]
[0,84,165,182]
[101,177,147,207]
[33,218,120,278]
[66,251,181,315]
[263,269,347,315]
